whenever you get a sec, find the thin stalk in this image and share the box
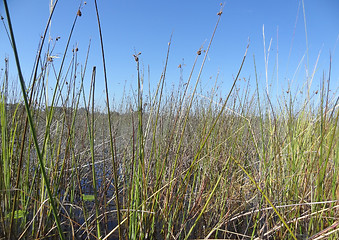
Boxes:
[2,0,65,239]
[184,157,230,240]
[94,1,122,238]
[230,155,297,240]
[89,66,101,238]
[8,1,58,237]
[164,8,224,227]
[0,70,10,237]
[183,41,249,183]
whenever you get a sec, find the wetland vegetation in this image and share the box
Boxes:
[0,1,338,239]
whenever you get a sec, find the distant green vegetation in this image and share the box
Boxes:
[1,1,338,239]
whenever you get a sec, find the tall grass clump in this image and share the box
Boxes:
[1,1,338,239]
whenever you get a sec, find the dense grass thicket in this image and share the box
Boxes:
[1,1,338,239]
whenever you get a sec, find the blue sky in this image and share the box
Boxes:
[0,0,338,108]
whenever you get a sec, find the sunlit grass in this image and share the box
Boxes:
[0,1,338,239]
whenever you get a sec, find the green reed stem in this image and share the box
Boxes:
[2,0,65,239]
[94,1,122,238]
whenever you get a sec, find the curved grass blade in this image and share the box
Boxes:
[230,155,297,240]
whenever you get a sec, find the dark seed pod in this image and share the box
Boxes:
[133,52,141,62]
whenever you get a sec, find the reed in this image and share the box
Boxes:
[0,1,338,239]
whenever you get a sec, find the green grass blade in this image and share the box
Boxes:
[2,1,65,239]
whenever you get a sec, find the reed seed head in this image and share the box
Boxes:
[133,52,141,62]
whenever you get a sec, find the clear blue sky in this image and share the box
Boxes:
[0,0,338,108]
